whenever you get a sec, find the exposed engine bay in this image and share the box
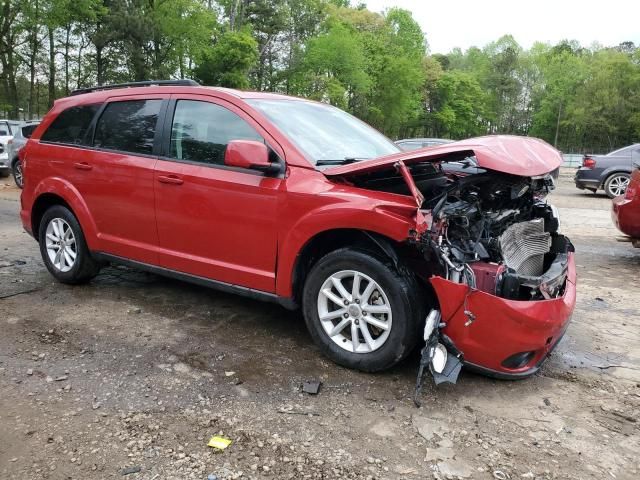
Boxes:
[349,159,574,301]
[324,138,576,403]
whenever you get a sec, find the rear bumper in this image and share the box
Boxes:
[574,170,600,190]
[430,252,577,377]
[611,195,640,239]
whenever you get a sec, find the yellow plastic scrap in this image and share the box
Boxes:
[207,436,232,450]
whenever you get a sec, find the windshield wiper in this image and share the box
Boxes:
[316,157,369,166]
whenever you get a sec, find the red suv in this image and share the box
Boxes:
[20,80,576,379]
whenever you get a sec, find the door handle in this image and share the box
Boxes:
[157,175,184,185]
[74,162,92,171]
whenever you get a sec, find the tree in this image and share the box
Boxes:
[194,29,258,88]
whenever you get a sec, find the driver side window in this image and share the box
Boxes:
[170,100,263,165]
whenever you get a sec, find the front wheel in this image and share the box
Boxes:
[38,205,101,284]
[302,248,424,372]
[604,173,630,198]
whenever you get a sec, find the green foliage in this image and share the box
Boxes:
[428,71,486,138]
[0,0,638,153]
[194,29,258,89]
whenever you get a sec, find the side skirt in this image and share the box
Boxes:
[92,252,298,310]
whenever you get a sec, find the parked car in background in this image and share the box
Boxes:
[611,162,640,247]
[574,144,640,198]
[0,120,22,178]
[20,80,574,382]
[395,138,454,151]
[7,121,40,188]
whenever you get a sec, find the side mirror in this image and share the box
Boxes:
[225,140,280,174]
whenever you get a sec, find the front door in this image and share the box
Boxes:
[153,96,282,292]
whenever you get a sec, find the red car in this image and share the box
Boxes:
[612,166,640,247]
[19,80,576,382]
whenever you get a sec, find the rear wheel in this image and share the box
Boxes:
[12,159,23,188]
[38,205,101,284]
[604,173,630,198]
[302,248,424,372]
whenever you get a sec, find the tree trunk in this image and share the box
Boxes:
[48,27,56,108]
[7,52,19,118]
[96,46,104,85]
[554,102,562,148]
[64,25,71,95]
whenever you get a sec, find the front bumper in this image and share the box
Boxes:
[430,252,577,377]
[612,195,640,240]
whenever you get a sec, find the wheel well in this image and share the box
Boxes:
[31,193,72,240]
[290,229,408,305]
[603,170,631,185]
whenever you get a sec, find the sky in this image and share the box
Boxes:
[364,0,640,53]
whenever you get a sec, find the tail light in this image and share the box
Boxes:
[582,156,596,169]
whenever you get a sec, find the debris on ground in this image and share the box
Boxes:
[302,379,321,394]
[207,436,232,450]
[121,466,142,475]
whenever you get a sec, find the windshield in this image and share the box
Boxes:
[247,99,400,166]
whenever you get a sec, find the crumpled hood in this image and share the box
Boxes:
[323,135,562,178]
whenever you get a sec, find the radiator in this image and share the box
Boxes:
[499,218,551,276]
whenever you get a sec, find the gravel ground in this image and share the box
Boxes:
[0,170,639,480]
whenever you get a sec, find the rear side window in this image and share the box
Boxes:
[93,100,162,155]
[41,104,100,144]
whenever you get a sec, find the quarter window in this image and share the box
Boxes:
[40,104,100,144]
[169,100,263,165]
[93,100,162,155]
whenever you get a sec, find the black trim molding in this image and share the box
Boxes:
[92,252,297,310]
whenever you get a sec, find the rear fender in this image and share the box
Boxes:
[601,166,633,185]
[31,177,98,248]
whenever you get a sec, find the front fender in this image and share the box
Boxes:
[275,199,416,298]
[27,177,99,248]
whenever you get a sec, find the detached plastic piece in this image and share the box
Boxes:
[431,354,462,386]
[208,436,232,450]
[302,380,322,394]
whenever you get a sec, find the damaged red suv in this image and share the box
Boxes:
[20,80,576,382]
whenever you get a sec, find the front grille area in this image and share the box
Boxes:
[499,218,551,276]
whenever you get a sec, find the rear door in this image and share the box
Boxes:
[153,95,282,292]
[71,95,168,264]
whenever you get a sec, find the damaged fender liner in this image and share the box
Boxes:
[430,252,577,377]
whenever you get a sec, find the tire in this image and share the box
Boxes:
[302,248,425,372]
[38,205,101,284]
[603,173,630,198]
[12,159,23,189]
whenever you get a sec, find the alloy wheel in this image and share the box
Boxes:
[608,175,630,197]
[45,218,77,272]
[317,270,392,353]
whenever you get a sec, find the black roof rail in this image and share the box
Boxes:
[70,79,200,96]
